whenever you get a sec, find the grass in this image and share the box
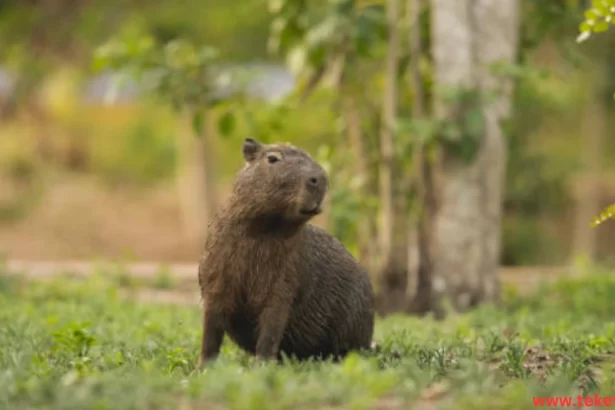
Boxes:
[1,268,615,409]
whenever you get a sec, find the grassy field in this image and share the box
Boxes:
[2,265,615,410]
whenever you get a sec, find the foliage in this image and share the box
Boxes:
[2,269,615,409]
[268,0,386,82]
[578,0,615,227]
[0,0,272,118]
[499,69,576,264]
[315,142,378,252]
[398,87,491,165]
[500,217,563,266]
[90,115,177,186]
[93,26,249,139]
[592,204,615,227]
[266,0,388,254]
[94,33,218,111]
[0,0,612,265]
[577,0,615,43]
[122,0,273,62]
[0,0,273,65]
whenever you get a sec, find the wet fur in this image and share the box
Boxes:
[198,139,375,364]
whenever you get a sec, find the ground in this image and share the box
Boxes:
[1,262,615,410]
[0,177,203,262]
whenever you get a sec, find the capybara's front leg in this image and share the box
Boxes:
[255,297,291,360]
[198,300,225,369]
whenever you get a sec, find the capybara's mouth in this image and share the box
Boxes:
[300,205,322,216]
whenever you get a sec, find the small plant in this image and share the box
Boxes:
[165,347,194,374]
[110,263,140,289]
[51,322,96,357]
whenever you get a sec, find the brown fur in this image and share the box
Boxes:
[197,138,375,365]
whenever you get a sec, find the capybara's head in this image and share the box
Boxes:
[232,138,328,222]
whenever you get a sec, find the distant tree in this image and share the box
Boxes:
[266,0,391,280]
[421,0,521,315]
[268,0,529,316]
[93,31,245,243]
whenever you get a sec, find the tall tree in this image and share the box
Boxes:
[94,35,240,244]
[405,0,435,314]
[428,0,520,312]
[266,0,387,274]
[375,0,404,312]
[175,109,219,244]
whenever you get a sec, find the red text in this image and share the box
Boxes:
[533,394,615,407]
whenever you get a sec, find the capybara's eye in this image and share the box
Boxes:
[267,155,280,164]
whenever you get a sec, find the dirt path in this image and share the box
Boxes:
[4,259,575,306]
[5,259,203,306]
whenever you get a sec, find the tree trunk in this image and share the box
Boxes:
[342,96,376,270]
[175,109,218,246]
[405,0,435,315]
[408,0,425,119]
[429,0,519,314]
[376,0,404,315]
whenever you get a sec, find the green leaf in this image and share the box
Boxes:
[593,20,610,33]
[591,203,615,227]
[585,9,599,20]
[218,111,236,137]
[592,0,610,15]
[579,21,593,33]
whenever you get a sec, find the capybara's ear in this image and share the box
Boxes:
[243,138,262,162]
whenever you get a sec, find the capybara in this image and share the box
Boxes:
[197,138,375,365]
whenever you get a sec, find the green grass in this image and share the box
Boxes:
[1,269,615,410]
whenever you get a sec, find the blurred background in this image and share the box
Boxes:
[0,0,614,307]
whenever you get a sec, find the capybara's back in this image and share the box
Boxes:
[277,224,374,360]
[197,138,375,365]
